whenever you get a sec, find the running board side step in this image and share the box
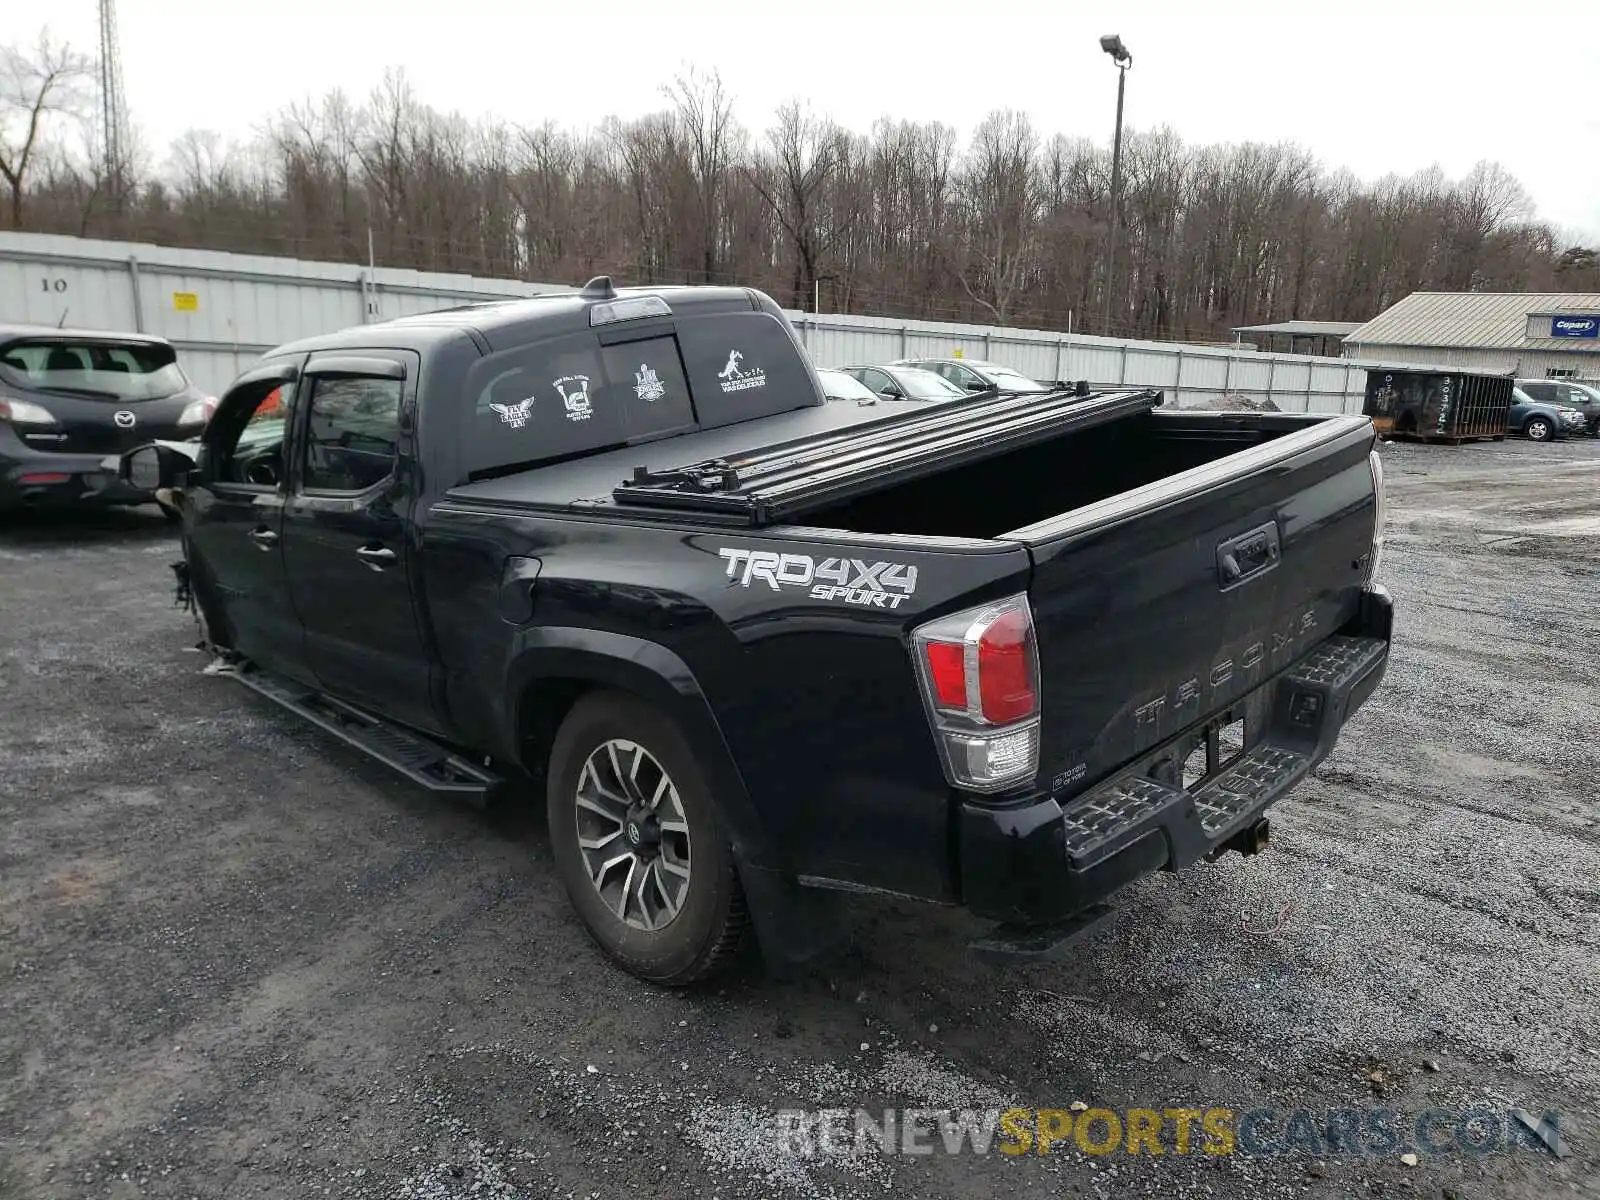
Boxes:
[232,667,502,801]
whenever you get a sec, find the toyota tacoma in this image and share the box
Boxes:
[117,279,1393,985]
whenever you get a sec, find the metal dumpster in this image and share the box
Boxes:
[1363,368,1511,443]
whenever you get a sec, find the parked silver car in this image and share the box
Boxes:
[838,365,968,403]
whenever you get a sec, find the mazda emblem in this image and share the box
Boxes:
[113,410,137,429]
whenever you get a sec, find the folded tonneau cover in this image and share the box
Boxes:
[610,387,1162,525]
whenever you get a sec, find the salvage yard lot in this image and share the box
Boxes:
[2,438,1598,1200]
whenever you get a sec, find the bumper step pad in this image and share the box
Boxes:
[1057,634,1386,871]
[969,632,1389,963]
[233,667,501,801]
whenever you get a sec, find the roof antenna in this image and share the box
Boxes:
[580,276,617,300]
[58,308,69,328]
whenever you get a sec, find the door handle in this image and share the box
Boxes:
[356,545,397,571]
[249,527,278,549]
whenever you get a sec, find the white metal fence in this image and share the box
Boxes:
[0,231,572,395]
[2,230,1393,413]
[789,313,1372,414]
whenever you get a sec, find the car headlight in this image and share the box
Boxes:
[0,397,58,426]
[179,396,218,427]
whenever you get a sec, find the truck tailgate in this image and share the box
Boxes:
[1009,415,1380,797]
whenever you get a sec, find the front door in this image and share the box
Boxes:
[186,365,305,678]
[279,351,437,733]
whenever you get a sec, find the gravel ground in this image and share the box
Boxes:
[3,435,1598,1200]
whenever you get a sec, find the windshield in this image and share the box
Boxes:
[897,369,968,400]
[0,338,190,401]
[983,365,1050,392]
[818,369,879,402]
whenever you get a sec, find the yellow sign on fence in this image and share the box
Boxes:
[172,291,199,312]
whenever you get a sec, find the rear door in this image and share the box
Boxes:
[1012,417,1378,795]
[279,351,438,733]
[186,363,304,676]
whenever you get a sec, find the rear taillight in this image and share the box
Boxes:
[1366,449,1385,586]
[179,396,218,427]
[911,594,1041,793]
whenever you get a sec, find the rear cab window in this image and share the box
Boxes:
[0,338,189,401]
[460,306,822,479]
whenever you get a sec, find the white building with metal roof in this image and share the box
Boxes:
[1342,292,1600,379]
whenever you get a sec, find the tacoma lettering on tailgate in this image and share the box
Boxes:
[718,548,918,609]
[1131,607,1319,728]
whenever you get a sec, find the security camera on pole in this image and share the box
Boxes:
[1098,34,1133,337]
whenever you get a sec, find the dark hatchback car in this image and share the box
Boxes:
[1507,385,1586,442]
[1515,378,1600,436]
[0,325,215,513]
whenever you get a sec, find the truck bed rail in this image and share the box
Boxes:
[609,387,1163,525]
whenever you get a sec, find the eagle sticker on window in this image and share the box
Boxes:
[490,394,536,428]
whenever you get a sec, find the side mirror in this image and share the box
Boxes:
[880,387,904,400]
[125,444,163,490]
[965,381,987,392]
[110,439,202,491]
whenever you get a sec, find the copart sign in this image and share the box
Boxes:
[718,548,919,609]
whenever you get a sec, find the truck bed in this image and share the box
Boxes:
[447,387,1379,818]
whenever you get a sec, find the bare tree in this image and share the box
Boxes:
[0,60,1578,341]
[955,109,1042,325]
[0,31,91,227]
[664,66,739,283]
[746,100,845,310]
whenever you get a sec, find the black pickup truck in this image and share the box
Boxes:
[120,279,1393,985]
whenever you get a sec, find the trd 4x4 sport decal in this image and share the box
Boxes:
[718,548,918,610]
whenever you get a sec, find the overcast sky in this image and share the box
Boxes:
[37,0,1600,242]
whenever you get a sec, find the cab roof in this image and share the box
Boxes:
[269,281,776,359]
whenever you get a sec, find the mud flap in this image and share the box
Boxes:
[737,859,848,979]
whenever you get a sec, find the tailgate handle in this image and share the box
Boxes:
[1216,522,1280,590]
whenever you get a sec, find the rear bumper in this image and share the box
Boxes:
[0,431,153,510]
[958,585,1393,925]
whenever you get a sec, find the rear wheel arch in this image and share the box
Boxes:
[504,635,769,859]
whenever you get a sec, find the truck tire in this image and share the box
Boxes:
[546,690,748,985]
[1524,416,1553,442]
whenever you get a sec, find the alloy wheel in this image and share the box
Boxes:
[573,738,692,931]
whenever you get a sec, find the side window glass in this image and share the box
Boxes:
[598,335,696,440]
[302,376,401,493]
[216,384,291,487]
[463,332,621,477]
[674,310,820,429]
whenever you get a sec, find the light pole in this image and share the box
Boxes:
[1098,34,1132,337]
